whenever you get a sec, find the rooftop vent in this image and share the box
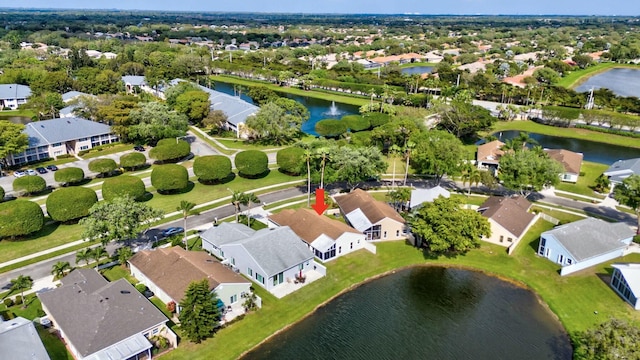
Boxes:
[120,290,130,294]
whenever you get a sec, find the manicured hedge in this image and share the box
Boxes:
[350,130,373,147]
[0,186,4,202]
[54,167,85,185]
[88,158,118,176]
[102,175,146,201]
[341,115,371,132]
[0,200,44,238]
[13,175,47,195]
[276,147,305,175]
[364,113,391,128]
[46,187,98,222]
[149,139,191,163]
[234,150,268,178]
[315,119,347,137]
[151,164,189,193]
[193,155,232,184]
[120,152,147,170]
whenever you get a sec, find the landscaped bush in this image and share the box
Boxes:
[3,298,13,307]
[634,235,640,245]
[193,155,232,184]
[14,295,22,306]
[364,112,391,128]
[13,175,47,196]
[0,186,4,202]
[276,147,305,175]
[54,167,85,185]
[315,119,348,138]
[120,152,147,170]
[102,175,146,201]
[149,139,191,163]
[341,115,371,132]
[88,158,118,176]
[575,124,640,139]
[234,150,268,178]
[151,164,189,193]
[135,283,147,293]
[349,131,373,147]
[0,200,44,238]
[46,187,98,223]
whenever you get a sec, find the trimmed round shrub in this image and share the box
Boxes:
[0,186,4,202]
[14,295,22,306]
[315,119,347,138]
[54,167,85,185]
[350,130,373,147]
[276,147,305,175]
[364,112,391,128]
[234,150,268,178]
[151,164,189,193]
[88,158,117,176]
[149,139,191,163]
[13,175,47,196]
[3,298,13,307]
[102,175,146,201]
[46,187,98,222]
[193,155,232,184]
[0,200,44,238]
[120,152,147,170]
[342,115,371,132]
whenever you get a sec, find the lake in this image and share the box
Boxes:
[494,130,640,165]
[0,115,31,124]
[212,81,360,136]
[242,267,571,360]
[574,68,640,98]
[401,65,434,75]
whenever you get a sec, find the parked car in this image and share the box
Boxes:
[26,169,37,176]
[134,145,145,152]
[36,167,47,174]
[46,165,59,171]
[13,170,26,178]
[162,227,184,237]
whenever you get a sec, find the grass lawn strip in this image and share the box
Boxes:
[555,161,608,199]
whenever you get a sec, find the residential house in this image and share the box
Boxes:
[334,189,406,241]
[603,158,640,185]
[478,196,537,254]
[0,84,31,110]
[409,185,451,210]
[201,224,326,297]
[122,75,153,94]
[38,269,177,360]
[268,208,373,262]
[128,246,254,317]
[610,263,640,310]
[6,117,118,166]
[60,91,96,118]
[537,218,635,276]
[544,148,583,183]
[476,140,506,174]
[0,316,50,360]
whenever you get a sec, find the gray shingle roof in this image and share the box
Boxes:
[604,158,640,183]
[61,91,90,102]
[122,75,146,86]
[544,218,635,262]
[0,317,50,360]
[200,222,256,248]
[0,84,31,100]
[25,118,112,147]
[38,269,168,358]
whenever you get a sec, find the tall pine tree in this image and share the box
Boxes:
[178,279,221,343]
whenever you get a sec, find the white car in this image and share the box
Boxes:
[26,169,37,176]
[13,170,26,178]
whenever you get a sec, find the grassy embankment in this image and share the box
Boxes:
[556,62,640,89]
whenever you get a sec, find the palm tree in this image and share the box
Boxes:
[515,132,538,150]
[117,247,134,267]
[91,246,108,269]
[177,200,196,249]
[51,261,71,280]
[317,147,329,189]
[229,190,245,223]
[75,248,92,267]
[304,148,313,207]
[403,140,416,186]
[461,165,482,202]
[10,275,33,308]
[241,192,260,227]
[389,144,402,188]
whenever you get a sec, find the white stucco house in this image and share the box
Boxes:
[478,196,538,254]
[0,84,31,110]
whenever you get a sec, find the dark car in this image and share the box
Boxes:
[36,167,47,174]
[46,165,58,171]
[134,145,145,152]
[162,227,184,237]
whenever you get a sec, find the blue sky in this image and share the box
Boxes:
[9,1,640,15]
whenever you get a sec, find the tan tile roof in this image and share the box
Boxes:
[544,149,583,175]
[269,208,361,244]
[128,247,249,303]
[334,189,405,224]
[479,196,535,238]
[477,140,505,164]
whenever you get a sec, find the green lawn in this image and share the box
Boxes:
[531,205,586,223]
[39,325,74,360]
[0,222,84,265]
[80,143,133,160]
[0,109,36,119]
[102,265,138,283]
[214,138,284,152]
[555,161,608,198]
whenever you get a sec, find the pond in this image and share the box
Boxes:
[0,114,31,124]
[401,65,434,75]
[212,81,360,136]
[494,130,640,165]
[242,267,571,360]
[574,68,640,98]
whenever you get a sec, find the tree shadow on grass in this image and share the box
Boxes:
[139,192,154,202]
[197,172,236,186]
[237,169,270,180]
[23,221,61,241]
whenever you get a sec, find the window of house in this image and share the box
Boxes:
[338,246,342,254]
[499,235,504,242]
[350,242,353,249]
[566,258,573,265]
[230,294,237,304]
[383,231,387,238]
[507,238,513,242]
[152,328,159,335]
[256,274,264,284]
[231,258,235,265]
[396,230,400,237]
[363,225,381,240]
[248,268,253,277]
[80,145,89,150]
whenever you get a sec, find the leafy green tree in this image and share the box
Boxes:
[54,167,85,185]
[177,200,196,249]
[75,248,92,267]
[10,275,33,308]
[247,86,279,105]
[573,318,640,359]
[202,110,228,131]
[51,261,71,280]
[433,91,494,139]
[0,121,28,170]
[24,92,65,120]
[409,196,491,255]
[178,279,221,344]
[13,175,47,196]
[117,246,134,267]
[409,130,466,184]
[612,175,640,233]
[164,81,201,107]
[127,102,189,144]
[499,149,564,197]
[245,98,308,145]
[593,174,611,194]
[79,195,164,245]
[341,115,370,132]
[533,67,559,84]
[370,118,420,149]
[234,150,268,178]
[572,54,593,69]
[193,155,232,184]
[174,90,211,125]
[151,164,189,193]
[328,146,387,189]
[240,192,260,227]
[149,139,191,163]
[119,152,147,171]
[102,175,146,202]
[386,187,411,211]
[276,147,305,175]
[46,187,98,223]
[88,158,117,177]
